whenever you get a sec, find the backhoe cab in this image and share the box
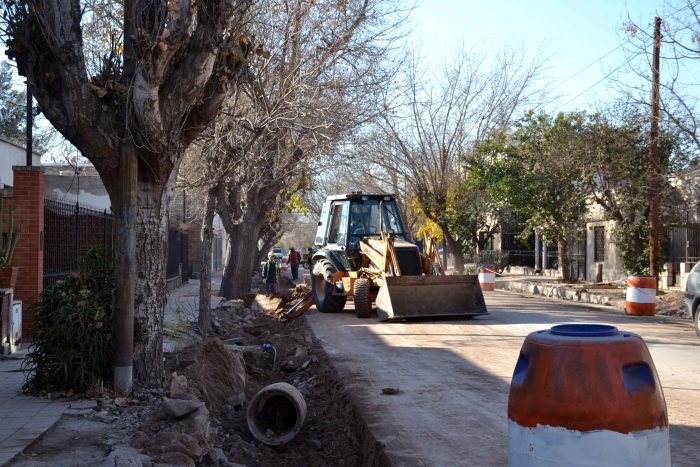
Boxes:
[310,193,487,321]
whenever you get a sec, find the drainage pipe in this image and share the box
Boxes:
[247,382,307,446]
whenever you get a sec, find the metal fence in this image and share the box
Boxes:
[665,224,700,263]
[43,198,113,288]
[664,224,700,286]
[166,223,189,282]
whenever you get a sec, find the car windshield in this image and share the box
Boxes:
[348,199,405,247]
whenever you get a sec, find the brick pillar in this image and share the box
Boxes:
[12,166,44,337]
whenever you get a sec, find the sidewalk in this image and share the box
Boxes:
[494,274,690,319]
[0,272,226,465]
[0,349,70,466]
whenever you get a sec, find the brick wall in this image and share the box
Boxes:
[9,166,44,336]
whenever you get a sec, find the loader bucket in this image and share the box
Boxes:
[375,275,488,321]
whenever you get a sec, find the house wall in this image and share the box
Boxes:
[44,173,111,211]
[0,138,41,187]
[585,201,626,283]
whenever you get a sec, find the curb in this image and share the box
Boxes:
[494,280,691,324]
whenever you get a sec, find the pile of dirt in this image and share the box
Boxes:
[157,286,388,466]
[656,290,690,318]
[174,298,387,466]
[10,280,387,467]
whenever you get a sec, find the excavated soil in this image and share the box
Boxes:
[183,294,389,466]
[10,277,388,467]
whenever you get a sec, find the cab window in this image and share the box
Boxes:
[327,201,349,245]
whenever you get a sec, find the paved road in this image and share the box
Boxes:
[306,290,700,467]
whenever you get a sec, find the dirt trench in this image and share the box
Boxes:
[183,297,391,466]
[9,277,390,467]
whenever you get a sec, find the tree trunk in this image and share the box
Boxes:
[198,188,216,338]
[133,180,169,388]
[444,231,464,274]
[558,237,571,283]
[219,212,260,299]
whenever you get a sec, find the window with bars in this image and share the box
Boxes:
[594,226,605,262]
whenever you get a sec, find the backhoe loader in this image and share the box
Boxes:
[308,192,487,321]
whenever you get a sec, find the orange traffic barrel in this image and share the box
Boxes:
[626,275,656,316]
[478,267,495,291]
[508,324,669,466]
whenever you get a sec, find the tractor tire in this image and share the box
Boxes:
[353,278,372,318]
[311,259,347,313]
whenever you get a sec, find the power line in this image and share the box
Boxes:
[553,43,625,88]
[552,60,630,113]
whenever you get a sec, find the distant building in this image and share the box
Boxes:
[0,137,41,187]
[43,165,110,211]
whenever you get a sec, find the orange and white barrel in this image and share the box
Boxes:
[508,324,669,467]
[478,268,495,291]
[280,257,289,272]
[626,275,656,316]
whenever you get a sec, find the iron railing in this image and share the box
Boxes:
[43,198,113,288]
[166,223,189,282]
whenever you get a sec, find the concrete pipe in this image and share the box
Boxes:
[247,382,307,446]
[508,324,670,466]
[626,275,656,316]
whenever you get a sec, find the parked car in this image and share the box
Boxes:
[684,260,700,337]
[272,247,283,263]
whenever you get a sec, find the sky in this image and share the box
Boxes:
[411,0,666,113]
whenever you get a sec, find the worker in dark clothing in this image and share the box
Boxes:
[261,251,280,296]
[289,247,301,281]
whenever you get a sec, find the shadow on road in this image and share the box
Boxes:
[307,300,700,466]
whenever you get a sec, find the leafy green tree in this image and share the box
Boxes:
[469,112,591,281]
[470,107,689,277]
[0,61,26,141]
[439,186,502,257]
[577,107,688,274]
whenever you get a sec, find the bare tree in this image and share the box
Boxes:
[357,46,547,272]
[1,0,251,389]
[182,0,408,300]
[621,1,700,151]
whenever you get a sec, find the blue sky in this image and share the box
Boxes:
[411,0,665,112]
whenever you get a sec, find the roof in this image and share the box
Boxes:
[0,137,43,157]
[325,192,397,201]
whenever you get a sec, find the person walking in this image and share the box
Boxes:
[262,251,280,296]
[289,247,301,281]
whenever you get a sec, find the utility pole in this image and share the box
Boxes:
[649,16,661,279]
[25,81,32,166]
[113,0,137,394]
[534,230,541,273]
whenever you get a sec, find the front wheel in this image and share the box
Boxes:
[311,259,347,313]
[694,306,700,338]
[353,278,372,318]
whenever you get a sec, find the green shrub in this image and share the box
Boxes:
[22,247,114,394]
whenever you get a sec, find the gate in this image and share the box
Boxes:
[166,223,189,282]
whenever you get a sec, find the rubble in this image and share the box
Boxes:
[9,277,386,467]
[162,397,204,418]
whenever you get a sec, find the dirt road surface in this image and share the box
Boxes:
[306,290,700,467]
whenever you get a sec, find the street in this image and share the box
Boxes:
[306,290,700,467]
